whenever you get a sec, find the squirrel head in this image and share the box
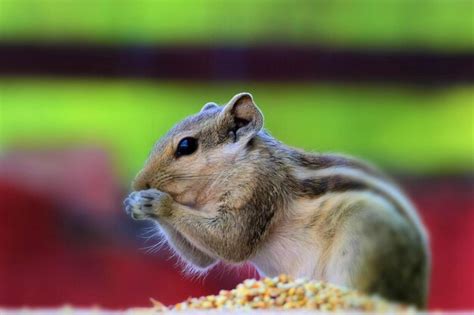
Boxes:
[132,92,264,206]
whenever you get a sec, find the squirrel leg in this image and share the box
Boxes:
[324,205,428,308]
[157,220,218,269]
[126,188,272,263]
[124,189,217,269]
[158,198,265,263]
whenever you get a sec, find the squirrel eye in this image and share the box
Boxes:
[176,137,198,157]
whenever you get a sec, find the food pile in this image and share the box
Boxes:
[147,275,415,312]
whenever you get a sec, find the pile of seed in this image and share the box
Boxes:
[164,275,415,312]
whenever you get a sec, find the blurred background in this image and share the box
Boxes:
[0,0,473,311]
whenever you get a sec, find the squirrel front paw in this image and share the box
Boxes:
[124,189,171,220]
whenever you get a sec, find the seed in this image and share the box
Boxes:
[148,274,416,312]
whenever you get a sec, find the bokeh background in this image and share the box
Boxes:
[0,0,473,310]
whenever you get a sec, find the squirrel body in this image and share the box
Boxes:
[125,93,430,307]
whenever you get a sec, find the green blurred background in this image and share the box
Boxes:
[1,80,473,178]
[1,0,473,50]
[0,0,473,310]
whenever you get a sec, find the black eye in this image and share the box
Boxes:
[176,137,198,157]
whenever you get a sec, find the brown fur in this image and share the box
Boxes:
[124,92,430,308]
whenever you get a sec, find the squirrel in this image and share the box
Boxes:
[124,92,430,308]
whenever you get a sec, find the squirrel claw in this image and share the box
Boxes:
[124,189,165,220]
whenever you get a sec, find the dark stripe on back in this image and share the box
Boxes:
[295,175,368,197]
[291,152,389,180]
[293,173,412,225]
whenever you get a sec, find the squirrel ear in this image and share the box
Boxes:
[200,102,219,112]
[221,92,264,141]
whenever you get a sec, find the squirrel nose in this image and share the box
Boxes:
[132,179,151,191]
[132,171,152,191]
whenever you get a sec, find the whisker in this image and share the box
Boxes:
[139,226,158,239]
[149,172,223,187]
[142,237,167,254]
[154,173,171,185]
[171,173,220,182]
[172,177,216,182]
[172,174,218,179]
